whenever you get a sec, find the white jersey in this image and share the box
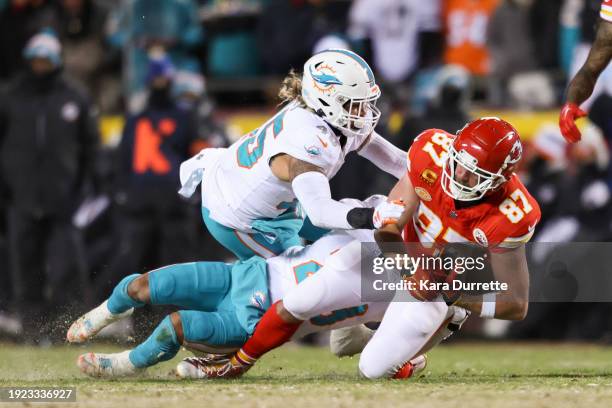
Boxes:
[201,101,370,231]
[265,230,388,338]
[349,0,441,82]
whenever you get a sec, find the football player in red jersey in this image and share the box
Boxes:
[179,118,540,380]
[357,117,541,378]
[559,0,612,143]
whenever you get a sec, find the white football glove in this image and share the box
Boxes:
[372,200,405,229]
[339,194,388,209]
[362,194,388,209]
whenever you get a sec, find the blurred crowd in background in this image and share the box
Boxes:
[0,0,612,346]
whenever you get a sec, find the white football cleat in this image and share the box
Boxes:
[77,350,142,378]
[176,356,224,379]
[176,357,207,379]
[175,355,250,379]
[67,300,133,343]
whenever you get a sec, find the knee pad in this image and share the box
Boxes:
[179,310,216,344]
[149,262,230,309]
[179,310,248,348]
[148,267,177,304]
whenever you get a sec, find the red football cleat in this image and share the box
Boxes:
[393,354,428,379]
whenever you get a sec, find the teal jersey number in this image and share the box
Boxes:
[293,261,368,326]
[236,110,286,169]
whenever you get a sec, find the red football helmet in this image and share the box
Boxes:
[441,117,523,201]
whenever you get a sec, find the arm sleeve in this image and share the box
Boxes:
[292,171,359,230]
[358,131,408,179]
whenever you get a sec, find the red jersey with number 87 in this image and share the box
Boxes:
[402,129,541,252]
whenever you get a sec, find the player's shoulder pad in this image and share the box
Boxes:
[269,105,342,175]
[406,128,453,184]
[485,175,541,251]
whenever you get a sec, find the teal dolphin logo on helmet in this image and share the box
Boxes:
[309,65,343,86]
[302,49,381,137]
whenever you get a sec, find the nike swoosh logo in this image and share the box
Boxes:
[317,135,328,148]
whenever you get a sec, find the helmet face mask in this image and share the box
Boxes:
[440,117,522,202]
[335,90,381,137]
[442,146,506,201]
[301,49,381,137]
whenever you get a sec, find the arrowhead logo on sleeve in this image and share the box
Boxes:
[472,228,489,247]
[415,187,432,202]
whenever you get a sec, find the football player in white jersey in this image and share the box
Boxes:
[65,197,459,378]
[179,49,406,260]
[185,119,535,381]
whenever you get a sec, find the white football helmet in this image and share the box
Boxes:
[301,49,381,137]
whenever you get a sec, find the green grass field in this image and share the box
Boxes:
[1,342,612,408]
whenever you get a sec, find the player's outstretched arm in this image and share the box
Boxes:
[357,131,408,180]
[271,154,403,230]
[561,20,612,142]
[567,20,612,106]
[455,245,530,321]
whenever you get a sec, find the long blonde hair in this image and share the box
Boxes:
[278,69,306,107]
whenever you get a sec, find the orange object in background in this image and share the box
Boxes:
[132,118,174,175]
[443,0,499,75]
